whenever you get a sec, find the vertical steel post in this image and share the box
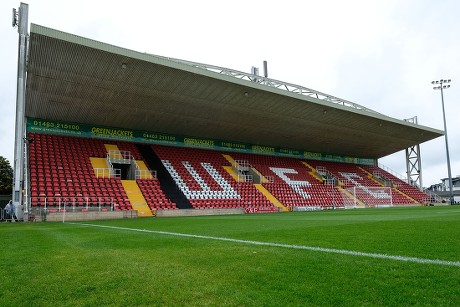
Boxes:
[404,116,423,190]
[439,85,454,204]
[432,79,454,205]
[13,2,29,221]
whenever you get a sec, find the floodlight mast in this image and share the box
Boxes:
[13,2,29,221]
[431,79,454,205]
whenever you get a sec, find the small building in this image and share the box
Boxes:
[427,176,460,203]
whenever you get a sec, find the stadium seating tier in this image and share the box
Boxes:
[28,133,431,212]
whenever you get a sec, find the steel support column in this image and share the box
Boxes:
[12,2,29,221]
[404,117,423,190]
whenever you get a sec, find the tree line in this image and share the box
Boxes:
[0,156,13,195]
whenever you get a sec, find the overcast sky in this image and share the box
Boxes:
[1,0,458,188]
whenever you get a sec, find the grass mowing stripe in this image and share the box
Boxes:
[70,222,460,268]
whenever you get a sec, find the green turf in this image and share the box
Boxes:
[1,206,459,306]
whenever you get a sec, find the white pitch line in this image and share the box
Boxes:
[71,223,460,268]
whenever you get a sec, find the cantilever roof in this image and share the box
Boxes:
[25,24,443,159]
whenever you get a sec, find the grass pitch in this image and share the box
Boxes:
[1,206,459,306]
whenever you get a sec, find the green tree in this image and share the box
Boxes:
[0,156,13,195]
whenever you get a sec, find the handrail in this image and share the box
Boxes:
[32,195,115,212]
[237,174,253,182]
[136,169,157,179]
[94,167,121,178]
[377,163,407,182]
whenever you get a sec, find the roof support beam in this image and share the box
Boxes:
[404,117,423,190]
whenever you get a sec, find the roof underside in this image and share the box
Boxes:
[25,24,443,159]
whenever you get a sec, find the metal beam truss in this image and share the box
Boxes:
[404,117,423,189]
[160,56,381,115]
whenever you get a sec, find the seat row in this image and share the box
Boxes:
[28,132,431,211]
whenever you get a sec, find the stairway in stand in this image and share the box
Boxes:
[121,180,153,216]
[136,144,192,209]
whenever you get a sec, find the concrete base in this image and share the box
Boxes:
[31,208,244,222]
[156,208,244,217]
[38,210,138,222]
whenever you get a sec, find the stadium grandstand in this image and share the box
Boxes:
[12,3,445,222]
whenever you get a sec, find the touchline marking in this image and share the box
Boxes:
[71,223,460,267]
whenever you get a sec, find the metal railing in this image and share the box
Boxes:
[107,150,133,164]
[377,163,407,182]
[235,160,251,172]
[94,167,121,179]
[133,159,157,179]
[264,176,275,183]
[377,163,425,190]
[422,190,442,204]
[32,195,116,212]
[136,169,157,179]
[315,166,338,186]
[316,166,327,176]
[105,150,133,178]
[237,174,253,183]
